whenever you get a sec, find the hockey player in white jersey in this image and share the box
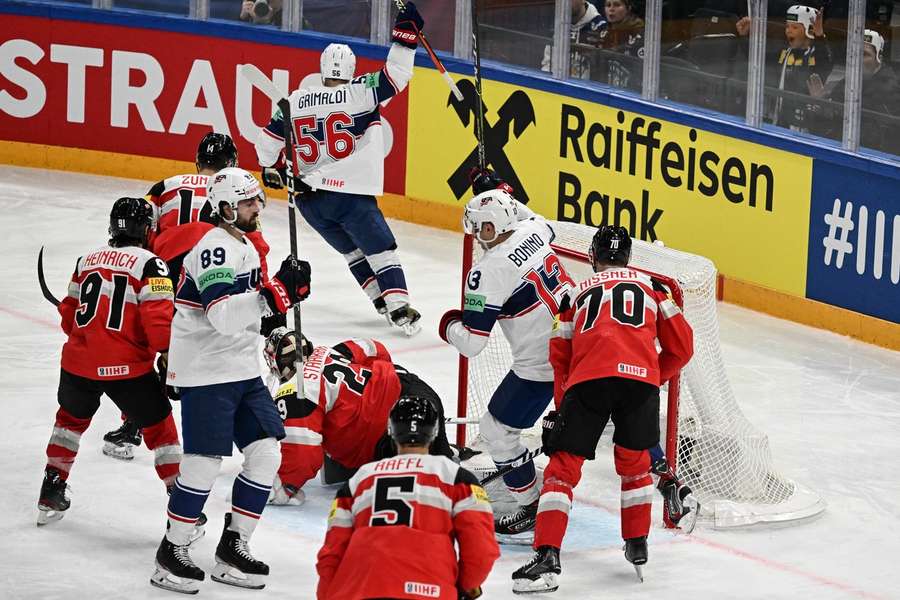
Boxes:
[150,168,311,594]
[439,172,574,543]
[254,1,425,335]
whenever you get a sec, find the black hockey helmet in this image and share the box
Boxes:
[388,396,439,447]
[196,132,238,171]
[109,197,154,247]
[590,225,632,269]
[264,327,312,383]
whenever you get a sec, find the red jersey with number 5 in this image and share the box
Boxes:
[549,267,693,404]
[273,339,402,491]
[58,245,174,380]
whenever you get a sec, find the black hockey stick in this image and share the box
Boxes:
[479,446,543,486]
[471,0,487,171]
[37,246,61,307]
[392,0,463,101]
[238,65,304,378]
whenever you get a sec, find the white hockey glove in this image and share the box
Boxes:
[267,476,305,506]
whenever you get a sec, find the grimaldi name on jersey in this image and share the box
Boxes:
[296,88,348,109]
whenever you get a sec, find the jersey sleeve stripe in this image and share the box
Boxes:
[327,507,354,529]
[452,494,494,517]
[283,426,323,446]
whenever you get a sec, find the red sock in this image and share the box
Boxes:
[46,408,91,480]
[142,414,182,488]
[615,445,653,540]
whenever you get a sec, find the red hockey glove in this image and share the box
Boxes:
[392,1,424,48]
[261,257,311,313]
[438,309,463,343]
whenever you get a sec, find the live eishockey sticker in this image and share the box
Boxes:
[148,277,173,294]
[404,582,440,598]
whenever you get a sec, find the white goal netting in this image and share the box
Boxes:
[460,220,826,528]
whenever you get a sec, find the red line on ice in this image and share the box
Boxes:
[0,305,58,330]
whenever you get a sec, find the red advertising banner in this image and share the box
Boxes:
[0,13,408,194]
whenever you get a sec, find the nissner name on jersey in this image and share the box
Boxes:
[297,89,348,109]
[507,232,547,267]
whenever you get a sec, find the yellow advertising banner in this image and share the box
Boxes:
[407,69,813,296]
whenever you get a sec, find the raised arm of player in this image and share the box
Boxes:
[450,468,500,596]
[275,383,325,491]
[440,263,511,358]
[316,483,354,599]
[548,293,576,408]
[137,256,175,353]
[655,291,694,384]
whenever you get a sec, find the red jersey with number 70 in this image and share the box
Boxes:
[57,245,174,381]
[549,267,694,405]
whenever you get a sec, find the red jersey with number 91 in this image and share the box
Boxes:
[58,245,174,380]
[549,267,693,404]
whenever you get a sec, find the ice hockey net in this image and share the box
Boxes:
[456,220,825,528]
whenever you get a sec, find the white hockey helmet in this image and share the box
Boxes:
[786,5,816,39]
[463,189,519,242]
[320,43,356,83]
[864,29,885,64]
[207,167,265,223]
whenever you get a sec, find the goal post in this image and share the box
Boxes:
[456,220,826,529]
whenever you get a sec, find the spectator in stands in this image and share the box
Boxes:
[811,29,900,153]
[594,0,644,89]
[240,0,282,26]
[542,0,606,79]
[736,5,834,132]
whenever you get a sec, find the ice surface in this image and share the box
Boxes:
[1,166,899,599]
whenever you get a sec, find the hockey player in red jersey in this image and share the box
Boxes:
[37,197,182,526]
[316,396,500,600]
[260,330,458,505]
[103,132,280,460]
[512,226,694,594]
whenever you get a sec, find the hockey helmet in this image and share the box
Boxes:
[196,132,238,171]
[207,167,265,224]
[109,197,154,247]
[463,189,519,243]
[320,43,356,83]
[265,327,312,383]
[590,225,632,269]
[864,29,885,64]
[786,5,816,39]
[388,396,439,447]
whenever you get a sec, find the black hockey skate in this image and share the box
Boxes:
[150,537,205,595]
[389,305,422,336]
[102,419,142,460]
[512,546,561,594]
[37,469,70,526]
[652,459,699,533]
[495,500,538,545]
[212,514,269,590]
[373,297,391,325]
[624,536,648,582]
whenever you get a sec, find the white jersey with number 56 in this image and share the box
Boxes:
[254,43,414,196]
[445,208,575,382]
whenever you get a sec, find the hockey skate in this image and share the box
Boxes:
[373,297,392,325]
[102,419,142,461]
[495,500,538,545]
[652,459,700,534]
[512,546,560,594]
[37,469,70,526]
[624,536,648,583]
[150,537,205,595]
[211,514,269,590]
[389,305,422,336]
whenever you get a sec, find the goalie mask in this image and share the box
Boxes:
[320,43,356,83]
[388,396,439,447]
[207,167,265,224]
[463,189,519,245]
[265,327,312,383]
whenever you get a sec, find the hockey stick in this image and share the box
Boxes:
[471,0,487,170]
[393,0,463,101]
[238,64,305,378]
[444,417,479,425]
[479,446,544,486]
[37,247,61,307]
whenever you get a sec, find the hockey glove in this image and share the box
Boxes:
[459,587,482,600]
[541,410,560,454]
[261,257,311,314]
[469,167,515,196]
[268,476,305,506]
[261,167,286,190]
[438,309,463,343]
[392,1,424,48]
